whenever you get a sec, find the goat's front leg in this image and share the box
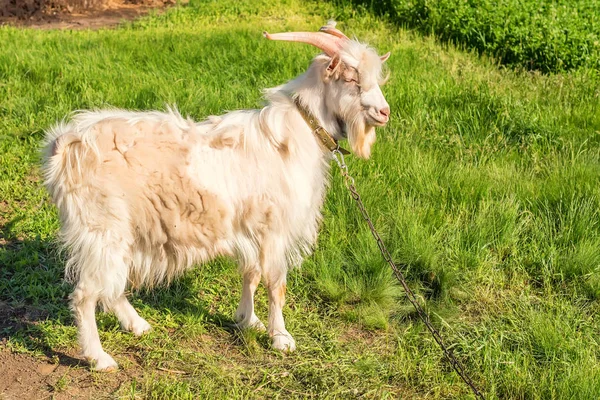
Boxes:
[235,266,266,331]
[256,232,295,351]
[266,277,295,352]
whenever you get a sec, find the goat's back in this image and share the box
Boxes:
[43,110,236,288]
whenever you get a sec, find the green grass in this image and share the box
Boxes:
[342,0,600,73]
[1,0,600,398]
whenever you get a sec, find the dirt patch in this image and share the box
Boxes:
[0,302,145,399]
[0,350,69,400]
[0,348,139,399]
[0,301,49,333]
[0,0,180,29]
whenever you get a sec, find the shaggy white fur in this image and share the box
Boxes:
[41,25,390,371]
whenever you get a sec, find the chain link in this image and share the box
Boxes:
[332,149,485,400]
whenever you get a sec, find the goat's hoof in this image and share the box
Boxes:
[236,319,267,332]
[89,352,118,372]
[271,331,296,352]
[130,319,152,336]
[234,313,266,332]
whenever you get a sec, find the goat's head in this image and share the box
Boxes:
[264,22,390,159]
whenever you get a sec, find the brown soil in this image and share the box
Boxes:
[0,303,141,399]
[0,0,179,29]
[0,347,144,399]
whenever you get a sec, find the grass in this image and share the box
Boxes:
[1,0,600,398]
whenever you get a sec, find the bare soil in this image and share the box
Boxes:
[0,0,178,29]
[0,302,97,399]
[0,304,143,399]
[0,346,145,399]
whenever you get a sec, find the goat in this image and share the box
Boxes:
[41,22,391,371]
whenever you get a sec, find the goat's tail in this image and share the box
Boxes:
[42,121,100,201]
[42,121,127,294]
[42,121,102,283]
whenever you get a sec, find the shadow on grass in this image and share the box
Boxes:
[136,273,237,332]
[0,219,81,366]
[0,217,239,368]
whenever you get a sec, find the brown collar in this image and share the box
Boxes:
[294,97,350,155]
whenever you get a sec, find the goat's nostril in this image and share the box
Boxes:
[379,107,390,118]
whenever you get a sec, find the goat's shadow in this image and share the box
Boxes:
[0,217,242,369]
[134,271,238,331]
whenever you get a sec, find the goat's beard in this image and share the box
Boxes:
[346,114,376,159]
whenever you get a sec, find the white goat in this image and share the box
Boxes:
[42,23,391,371]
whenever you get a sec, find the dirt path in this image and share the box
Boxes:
[0,0,178,30]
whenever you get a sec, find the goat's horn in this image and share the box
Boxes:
[263,31,343,57]
[319,25,349,40]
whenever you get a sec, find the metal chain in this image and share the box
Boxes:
[332,149,485,400]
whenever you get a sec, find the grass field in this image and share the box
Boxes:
[1,0,600,398]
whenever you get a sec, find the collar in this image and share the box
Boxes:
[294,97,350,155]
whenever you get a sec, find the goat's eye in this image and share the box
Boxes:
[342,68,360,85]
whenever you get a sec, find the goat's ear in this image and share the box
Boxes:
[326,55,341,76]
[380,52,391,62]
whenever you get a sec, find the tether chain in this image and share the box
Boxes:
[332,148,485,400]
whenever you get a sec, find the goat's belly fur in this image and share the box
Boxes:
[43,109,328,296]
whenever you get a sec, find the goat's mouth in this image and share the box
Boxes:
[366,112,389,127]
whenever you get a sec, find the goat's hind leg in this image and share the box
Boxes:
[70,241,131,371]
[110,295,152,336]
[71,286,118,371]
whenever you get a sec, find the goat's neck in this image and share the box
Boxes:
[294,89,343,143]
